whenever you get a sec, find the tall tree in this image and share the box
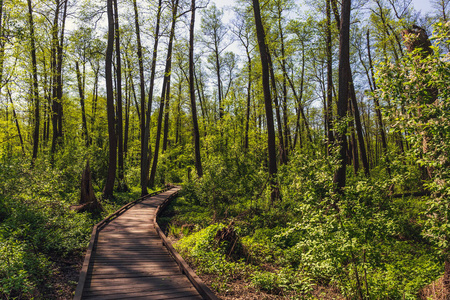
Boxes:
[252,0,278,203]
[27,0,39,160]
[75,61,89,145]
[133,0,148,195]
[103,0,117,198]
[113,0,126,190]
[163,0,180,153]
[201,3,229,120]
[189,0,203,178]
[333,0,351,191]
[149,0,179,187]
[141,0,162,194]
[326,0,334,154]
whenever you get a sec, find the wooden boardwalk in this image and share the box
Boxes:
[74,187,215,300]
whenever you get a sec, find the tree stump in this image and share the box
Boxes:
[72,160,103,214]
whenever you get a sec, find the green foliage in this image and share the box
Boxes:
[169,149,442,299]
[0,151,142,298]
[377,22,450,259]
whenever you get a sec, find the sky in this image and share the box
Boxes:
[212,0,435,14]
[411,0,433,14]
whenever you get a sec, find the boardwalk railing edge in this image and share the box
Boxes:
[154,188,220,300]
[73,185,174,300]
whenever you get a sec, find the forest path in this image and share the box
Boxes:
[74,187,214,300]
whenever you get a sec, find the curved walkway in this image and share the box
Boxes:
[74,187,214,300]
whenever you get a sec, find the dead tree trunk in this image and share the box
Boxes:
[74,160,103,214]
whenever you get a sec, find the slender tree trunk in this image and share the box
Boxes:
[7,88,25,156]
[252,0,278,203]
[189,0,203,178]
[349,98,359,173]
[267,52,286,164]
[142,0,162,192]
[326,0,334,154]
[281,44,312,146]
[349,75,370,176]
[124,62,130,157]
[277,5,290,157]
[56,0,67,140]
[113,0,126,190]
[76,61,89,145]
[367,30,389,168]
[50,1,60,154]
[103,0,117,199]
[163,0,179,153]
[212,33,223,121]
[149,0,178,186]
[133,0,148,195]
[333,0,351,191]
[244,53,251,151]
[0,0,4,103]
[27,0,39,160]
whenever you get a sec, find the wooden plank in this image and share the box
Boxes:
[83,290,202,300]
[75,186,207,300]
[85,286,197,297]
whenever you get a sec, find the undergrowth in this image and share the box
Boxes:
[162,152,442,299]
[0,153,147,299]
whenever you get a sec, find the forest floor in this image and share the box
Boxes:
[44,254,83,299]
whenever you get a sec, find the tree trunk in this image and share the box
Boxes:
[149,0,178,186]
[27,0,39,161]
[133,0,148,195]
[7,88,25,156]
[277,5,290,157]
[244,53,251,151]
[142,0,162,194]
[267,52,286,165]
[189,0,203,178]
[76,61,89,145]
[281,43,312,146]
[103,0,117,199]
[326,0,334,154]
[333,0,351,191]
[349,75,370,176]
[252,0,278,203]
[75,160,103,214]
[367,30,389,160]
[163,0,179,153]
[113,0,126,190]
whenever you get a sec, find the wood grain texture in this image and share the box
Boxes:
[74,187,209,300]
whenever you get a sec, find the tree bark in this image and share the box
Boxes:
[113,0,126,190]
[76,61,89,145]
[326,0,334,154]
[149,0,178,187]
[27,0,39,161]
[103,0,117,199]
[252,0,278,203]
[267,52,286,165]
[142,0,162,193]
[189,0,203,178]
[333,0,351,191]
[349,76,370,176]
[7,88,25,156]
[163,0,179,153]
[367,30,388,160]
[133,0,148,195]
